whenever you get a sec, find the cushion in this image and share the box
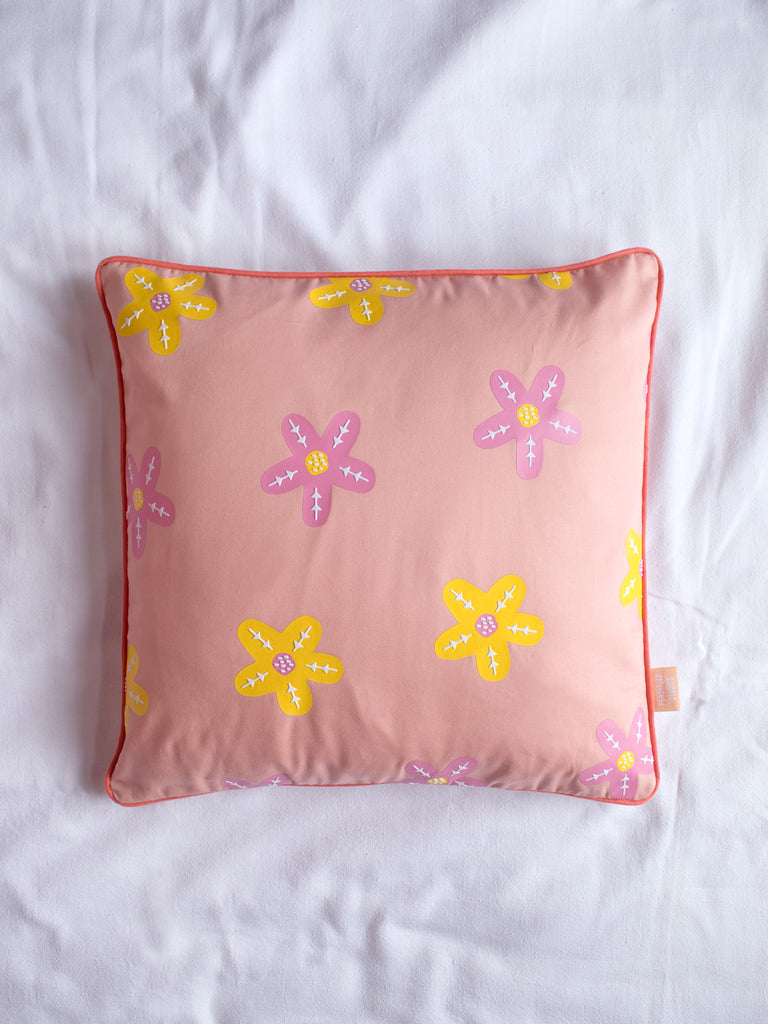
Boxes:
[96,249,663,805]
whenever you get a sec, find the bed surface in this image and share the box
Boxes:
[2,2,766,1021]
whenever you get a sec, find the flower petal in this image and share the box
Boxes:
[309,279,354,309]
[536,270,572,290]
[541,408,581,444]
[170,275,216,320]
[504,613,544,646]
[282,616,321,657]
[373,278,415,299]
[261,456,306,494]
[578,758,616,787]
[487,575,525,618]
[611,770,639,800]
[594,718,629,759]
[473,410,516,449]
[443,757,478,779]
[620,568,642,608]
[116,300,150,336]
[146,312,182,355]
[628,707,650,750]
[139,447,161,489]
[274,675,313,716]
[234,664,279,698]
[301,651,343,686]
[321,411,361,456]
[475,639,511,682]
[489,370,525,410]
[626,529,642,568]
[530,365,566,411]
[125,453,139,490]
[131,510,147,558]
[125,644,139,685]
[435,623,482,662]
[404,760,437,783]
[256,774,293,787]
[142,491,175,526]
[237,619,284,662]
[348,291,384,325]
[167,272,205,296]
[330,456,375,493]
[174,295,217,320]
[441,580,490,627]
[281,414,320,456]
[123,266,164,301]
[126,680,149,717]
[515,426,545,479]
[302,476,333,527]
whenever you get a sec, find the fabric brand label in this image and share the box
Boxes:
[651,667,680,711]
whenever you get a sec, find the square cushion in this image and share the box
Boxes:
[96,249,663,805]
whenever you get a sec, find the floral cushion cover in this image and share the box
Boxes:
[96,249,663,805]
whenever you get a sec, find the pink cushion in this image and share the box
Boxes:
[96,249,663,805]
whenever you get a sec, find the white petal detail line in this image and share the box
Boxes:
[332,419,351,447]
[443,633,472,651]
[450,589,474,611]
[247,629,273,651]
[482,423,511,441]
[497,375,517,404]
[288,420,308,448]
[305,662,339,674]
[268,469,298,488]
[507,623,537,637]
[541,373,559,401]
[293,627,312,652]
[242,671,269,689]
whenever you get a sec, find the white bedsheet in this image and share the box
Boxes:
[2,2,767,1021]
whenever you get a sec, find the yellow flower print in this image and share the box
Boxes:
[620,529,644,618]
[435,575,544,682]
[116,267,217,354]
[124,643,148,731]
[309,276,415,325]
[503,271,572,290]
[235,616,343,716]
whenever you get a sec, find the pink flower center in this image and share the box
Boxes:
[150,292,172,312]
[516,403,540,427]
[272,653,296,676]
[428,777,449,785]
[132,487,144,511]
[305,450,329,475]
[475,614,498,637]
[617,751,635,772]
[349,278,371,292]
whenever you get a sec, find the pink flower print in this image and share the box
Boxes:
[125,446,176,558]
[261,411,375,527]
[222,774,293,789]
[578,707,655,800]
[400,757,486,787]
[473,365,581,479]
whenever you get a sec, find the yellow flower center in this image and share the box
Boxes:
[428,777,449,785]
[132,487,144,511]
[305,450,329,475]
[617,751,635,772]
[517,404,540,427]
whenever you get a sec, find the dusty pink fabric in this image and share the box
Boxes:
[97,250,662,805]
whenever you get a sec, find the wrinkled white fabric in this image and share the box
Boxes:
[1,1,767,1021]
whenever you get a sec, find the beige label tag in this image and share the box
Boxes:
[652,667,680,711]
